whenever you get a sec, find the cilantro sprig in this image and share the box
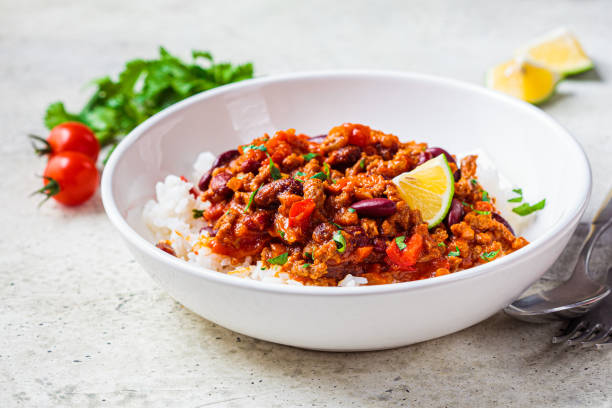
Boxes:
[512,199,546,216]
[448,246,460,257]
[333,231,347,253]
[45,47,254,157]
[268,252,288,265]
[480,249,500,261]
[395,236,407,251]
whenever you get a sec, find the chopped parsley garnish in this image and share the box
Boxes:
[333,231,346,253]
[305,252,313,261]
[462,201,474,209]
[225,210,231,216]
[294,171,306,182]
[448,246,460,257]
[277,230,286,240]
[310,172,327,181]
[269,158,281,180]
[508,188,523,203]
[480,249,500,261]
[244,186,260,213]
[512,199,546,216]
[437,242,446,248]
[348,208,356,213]
[302,263,311,269]
[395,236,407,251]
[243,144,267,153]
[474,209,491,215]
[323,162,332,182]
[261,267,267,270]
[482,191,490,202]
[303,153,319,161]
[332,222,343,230]
[359,159,365,169]
[470,179,478,186]
[268,252,288,265]
[192,209,204,219]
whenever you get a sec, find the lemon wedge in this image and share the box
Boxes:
[516,28,593,77]
[486,58,559,104]
[392,154,454,228]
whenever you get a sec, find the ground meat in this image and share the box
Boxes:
[191,123,529,286]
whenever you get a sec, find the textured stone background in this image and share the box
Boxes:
[1,1,611,406]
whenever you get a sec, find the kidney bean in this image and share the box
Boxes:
[417,151,433,166]
[254,178,303,207]
[492,212,515,235]
[426,147,457,166]
[240,158,261,174]
[198,149,240,190]
[309,134,327,143]
[210,171,233,196]
[350,198,397,217]
[454,169,461,182]
[155,242,176,256]
[445,198,464,227]
[328,145,361,169]
[199,226,217,237]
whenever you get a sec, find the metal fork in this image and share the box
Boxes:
[552,267,612,349]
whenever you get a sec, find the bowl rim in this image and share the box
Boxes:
[101,69,592,296]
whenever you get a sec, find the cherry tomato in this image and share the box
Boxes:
[345,123,371,148]
[288,198,316,227]
[386,234,423,268]
[31,122,100,161]
[38,151,99,206]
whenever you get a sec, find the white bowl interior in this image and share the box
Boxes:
[111,72,589,247]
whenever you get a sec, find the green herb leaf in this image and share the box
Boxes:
[448,246,460,257]
[333,231,346,254]
[474,210,491,215]
[244,186,261,213]
[348,208,356,213]
[470,179,478,186]
[268,252,288,265]
[303,153,319,161]
[395,236,407,251]
[192,209,204,219]
[332,222,343,230]
[461,201,474,209]
[44,48,254,152]
[480,249,500,261]
[512,188,523,195]
[294,171,306,183]
[482,191,490,202]
[277,230,286,240]
[437,242,446,248]
[512,199,546,216]
[302,263,311,269]
[359,159,365,169]
[269,158,281,180]
[243,144,267,153]
[305,252,313,261]
[310,172,327,181]
[508,188,523,203]
[324,162,331,178]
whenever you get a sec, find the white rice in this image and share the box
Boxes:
[142,152,307,286]
[143,150,530,287]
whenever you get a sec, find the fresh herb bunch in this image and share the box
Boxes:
[44,47,254,152]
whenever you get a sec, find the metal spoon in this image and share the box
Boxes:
[504,190,612,323]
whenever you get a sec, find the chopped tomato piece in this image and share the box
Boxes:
[288,198,316,227]
[386,234,424,268]
[346,123,371,147]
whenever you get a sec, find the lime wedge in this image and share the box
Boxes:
[516,28,593,77]
[486,58,559,105]
[392,154,454,228]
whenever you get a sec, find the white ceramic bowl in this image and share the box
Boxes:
[101,71,591,351]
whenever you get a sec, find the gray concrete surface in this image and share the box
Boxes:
[1,1,611,406]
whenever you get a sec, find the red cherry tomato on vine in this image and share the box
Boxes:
[30,122,100,162]
[35,151,100,206]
